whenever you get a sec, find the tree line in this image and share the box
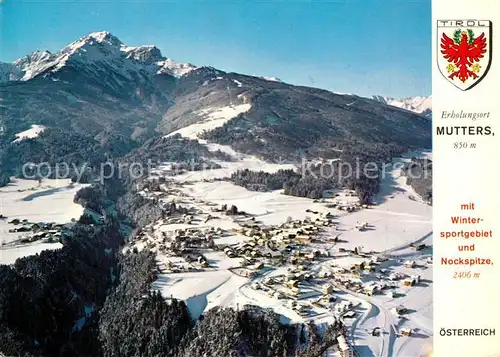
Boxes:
[402,157,433,205]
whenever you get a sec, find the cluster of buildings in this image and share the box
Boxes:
[4,219,66,245]
[252,270,316,301]
[129,204,336,274]
[248,266,366,319]
[135,180,426,336]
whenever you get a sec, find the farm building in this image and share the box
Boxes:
[404,260,416,268]
[401,328,412,337]
[392,305,407,316]
[410,242,426,250]
[322,284,334,295]
[402,278,414,287]
[337,335,355,357]
[295,236,312,244]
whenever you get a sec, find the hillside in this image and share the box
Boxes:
[1,32,430,185]
[160,71,431,160]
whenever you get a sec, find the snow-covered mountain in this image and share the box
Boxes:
[0,30,431,153]
[0,31,197,83]
[372,95,432,119]
[1,30,432,123]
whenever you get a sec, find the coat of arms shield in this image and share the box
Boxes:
[437,20,492,90]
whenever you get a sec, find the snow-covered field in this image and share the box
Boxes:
[12,124,46,143]
[180,182,331,226]
[166,104,251,140]
[0,178,86,265]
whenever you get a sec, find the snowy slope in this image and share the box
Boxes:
[166,104,252,140]
[372,95,432,119]
[12,125,46,143]
[0,179,86,265]
[261,76,282,82]
[1,31,198,83]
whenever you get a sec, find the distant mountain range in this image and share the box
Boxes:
[371,95,432,119]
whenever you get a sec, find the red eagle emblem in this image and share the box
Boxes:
[440,29,487,83]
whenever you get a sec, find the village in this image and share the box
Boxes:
[1,218,69,244]
[0,150,433,356]
[125,171,433,356]
[0,178,86,264]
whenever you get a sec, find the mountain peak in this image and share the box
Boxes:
[62,31,123,56]
[1,31,199,83]
[83,31,122,46]
[13,50,53,66]
[123,45,164,63]
[157,58,198,77]
[87,31,113,39]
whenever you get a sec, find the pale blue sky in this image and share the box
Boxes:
[0,0,431,97]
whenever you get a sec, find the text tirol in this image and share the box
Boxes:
[438,20,490,27]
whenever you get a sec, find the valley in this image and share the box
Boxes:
[118,103,433,357]
[132,152,432,356]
